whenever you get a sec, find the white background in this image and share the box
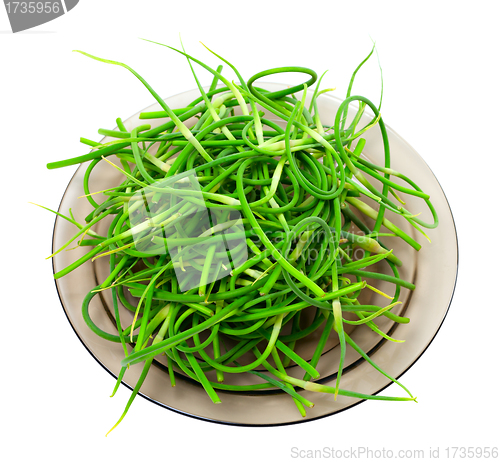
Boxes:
[1,1,499,460]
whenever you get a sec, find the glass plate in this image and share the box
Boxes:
[52,84,458,425]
